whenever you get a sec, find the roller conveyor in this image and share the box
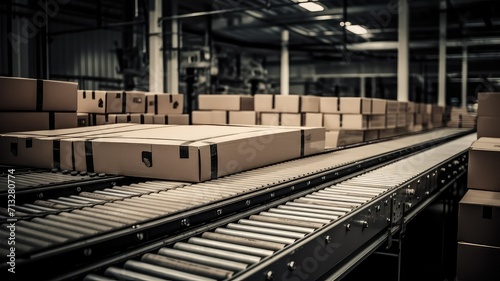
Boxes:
[80,133,475,281]
[0,128,473,280]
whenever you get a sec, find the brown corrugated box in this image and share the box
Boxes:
[371,99,386,115]
[468,137,500,191]
[386,100,398,113]
[300,96,320,112]
[304,113,323,127]
[458,189,500,247]
[323,114,340,130]
[260,113,280,126]
[254,95,300,113]
[386,113,397,129]
[407,101,417,113]
[342,114,368,130]
[106,114,130,124]
[396,113,407,127]
[281,113,302,126]
[228,111,258,125]
[368,115,386,129]
[146,93,184,114]
[78,90,146,114]
[152,114,189,125]
[478,92,500,117]
[198,94,253,111]
[0,112,77,133]
[478,116,500,138]
[397,102,408,113]
[0,76,77,111]
[319,97,339,113]
[130,114,155,124]
[325,130,364,148]
[192,111,227,125]
[339,98,371,114]
[457,242,500,281]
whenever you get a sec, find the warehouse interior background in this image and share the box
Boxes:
[0,1,499,281]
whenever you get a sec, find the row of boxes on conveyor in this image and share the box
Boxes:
[457,92,500,281]
[192,94,447,148]
[76,90,188,126]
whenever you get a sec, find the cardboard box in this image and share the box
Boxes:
[319,97,339,113]
[368,115,386,129]
[325,130,364,148]
[364,130,378,142]
[78,90,146,114]
[342,114,368,130]
[468,138,500,191]
[458,189,500,247]
[397,102,408,113]
[260,113,280,126]
[300,96,320,113]
[386,113,397,129]
[192,111,227,125]
[66,125,325,182]
[323,114,340,130]
[339,98,371,114]
[396,113,407,127]
[77,113,88,127]
[281,113,302,127]
[371,99,386,115]
[254,95,300,113]
[407,102,416,113]
[304,113,323,127]
[198,95,253,111]
[130,114,154,124]
[478,116,500,138]
[386,100,398,113]
[0,76,77,111]
[229,111,258,125]
[0,112,77,133]
[478,92,500,117]
[86,114,107,126]
[152,114,189,125]
[146,93,183,114]
[107,114,130,124]
[457,242,500,281]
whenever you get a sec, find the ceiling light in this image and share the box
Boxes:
[345,25,368,35]
[295,0,325,12]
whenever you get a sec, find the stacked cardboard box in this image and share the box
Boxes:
[193,94,255,125]
[457,93,500,280]
[446,107,477,128]
[0,124,325,182]
[0,76,78,133]
[255,94,319,127]
[77,91,187,125]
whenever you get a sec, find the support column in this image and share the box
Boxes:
[280,30,289,95]
[167,0,179,94]
[360,77,366,98]
[149,0,163,92]
[438,0,447,106]
[397,0,409,102]
[461,45,468,108]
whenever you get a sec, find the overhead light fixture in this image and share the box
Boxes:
[295,0,325,12]
[345,25,368,35]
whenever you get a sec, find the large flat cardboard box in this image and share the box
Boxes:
[468,138,500,191]
[146,93,183,114]
[0,76,77,111]
[478,92,500,117]
[457,242,500,281]
[304,113,323,127]
[281,113,302,127]
[78,90,146,114]
[0,112,77,133]
[371,99,386,115]
[260,113,280,126]
[130,114,154,124]
[386,100,398,113]
[323,114,340,130]
[364,130,378,142]
[478,116,500,138]
[325,130,364,148]
[386,113,397,129]
[192,111,227,125]
[68,125,325,182]
[342,114,368,130]
[198,95,253,111]
[153,114,189,125]
[300,96,320,113]
[458,189,500,247]
[228,111,258,125]
[319,97,339,113]
[339,98,371,114]
[254,95,300,113]
[368,115,386,129]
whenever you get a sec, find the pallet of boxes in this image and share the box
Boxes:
[0,76,78,133]
[457,92,500,281]
[77,90,187,125]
